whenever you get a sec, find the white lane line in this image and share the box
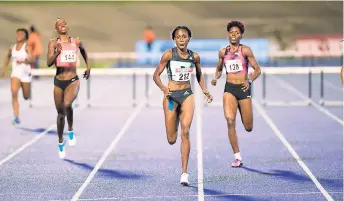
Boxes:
[253,99,334,201]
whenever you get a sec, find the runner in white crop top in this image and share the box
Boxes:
[1,28,34,125]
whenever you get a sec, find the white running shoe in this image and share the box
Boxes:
[67,130,76,147]
[58,140,66,159]
[12,116,20,125]
[180,173,189,186]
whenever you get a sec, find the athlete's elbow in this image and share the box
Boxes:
[257,67,261,74]
[47,61,53,67]
[218,69,222,76]
[255,68,261,76]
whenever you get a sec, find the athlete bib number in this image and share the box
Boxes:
[178,72,190,81]
[60,51,77,63]
[225,60,243,73]
[175,66,193,82]
[170,61,194,82]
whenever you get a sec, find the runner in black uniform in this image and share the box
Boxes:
[153,25,213,186]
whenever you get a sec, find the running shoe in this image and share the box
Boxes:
[180,173,189,186]
[12,116,20,125]
[58,140,66,159]
[231,159,243,168]
[67,130,76,147]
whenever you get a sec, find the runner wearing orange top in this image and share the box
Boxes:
[28,25,43,79]
[144,25,155,52]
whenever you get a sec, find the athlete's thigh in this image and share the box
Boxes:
[10,77,21,95]
[54,86,64,111]
[63,80,80,105]
[223,92,238,121]
[20,69,32,98]
[20,82,31,99]
[162,97,179,133]
[238,98,253,127]
[179,94,195,127]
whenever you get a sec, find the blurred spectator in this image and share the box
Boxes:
[318,38,329,52]
[144,25,155,52]
[143,25,155,65]
[28,25,43,79]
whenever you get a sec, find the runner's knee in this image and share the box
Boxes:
[167,131,177,145]
[180,123,190,139]
[23,94,30,100]
[57,111,65,120]
[244,122,253,132]
[12,91,18,99]
[225,115,236,128]
[63,102,72,109]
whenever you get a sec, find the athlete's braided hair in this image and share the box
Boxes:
[171,25,192,40]
[226,20,245,34]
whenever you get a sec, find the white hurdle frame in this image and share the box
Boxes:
[30,66,342,108]
[261,67,341,107]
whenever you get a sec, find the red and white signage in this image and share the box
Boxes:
[295,34,343,57]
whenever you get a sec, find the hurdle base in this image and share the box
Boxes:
[261,100,311,107]
[319,100,343,107]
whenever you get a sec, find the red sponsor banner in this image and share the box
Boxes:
[295,34,343,57]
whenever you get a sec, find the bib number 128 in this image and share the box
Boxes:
[228,63,240,71]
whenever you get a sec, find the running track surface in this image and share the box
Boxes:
[0,70,342,201]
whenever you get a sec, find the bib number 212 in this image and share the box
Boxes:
[179,73,190,81]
